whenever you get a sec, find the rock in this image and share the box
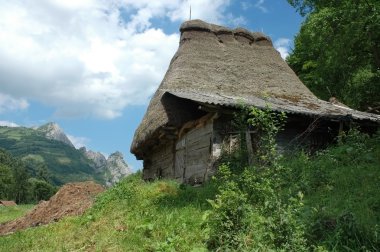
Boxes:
[80,147,107,173]
[37,122,74,148]
[81,148,132,186]
[105,152,132,186]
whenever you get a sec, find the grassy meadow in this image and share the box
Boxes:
[0,205,34,224]
[0,131,379,251]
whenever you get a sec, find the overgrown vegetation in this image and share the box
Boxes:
[204,107,308,251]
[1,107,378,251]
[204,107,380,251]
[0,173,214,251]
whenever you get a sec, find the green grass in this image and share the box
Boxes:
[0,205,35,224]
[0,131,378,251]
[0,174,215,251]
[279,131,380,250]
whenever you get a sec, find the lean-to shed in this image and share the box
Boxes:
[131,20,380,183]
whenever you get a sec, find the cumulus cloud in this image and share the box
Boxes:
[168,0,231,23]
[0,0,233,119]
[0,120,20,127]
[0,93,29,114]
[274,38,291,59]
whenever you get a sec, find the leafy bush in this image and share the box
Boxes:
[281,130,380,251]
[205,107,307,251]
[205,164,250,250]
[247,106,286,167]
[205,105,380,251]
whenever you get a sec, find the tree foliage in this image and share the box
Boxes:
[287,0,380,111]
[0,149,57,203]
[12,162,30,204]
[205,107,307,251]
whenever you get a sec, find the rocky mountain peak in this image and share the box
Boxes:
[80,147,107,172]
[105,151,132,186]
[37,122,131,186]
[108,151,123,158]
[81,148,132,186]
[37,122,74,148]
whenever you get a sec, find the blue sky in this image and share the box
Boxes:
[0,0,304,171]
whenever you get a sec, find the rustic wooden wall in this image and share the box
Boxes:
[174,122,213,184]
[143,141,174,180]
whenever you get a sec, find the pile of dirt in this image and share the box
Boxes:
[0,181,104,236]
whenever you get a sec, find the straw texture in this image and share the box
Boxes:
[131,19,379,156]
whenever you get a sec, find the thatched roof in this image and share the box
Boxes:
[131,19,380,158]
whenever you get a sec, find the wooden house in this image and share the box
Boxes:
[131,20,380,184]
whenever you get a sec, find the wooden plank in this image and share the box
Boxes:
[186,146,210,160]
[174,148,185,179]
[176,137,186,150]
[186,157,208,167]
[186,132,212,146]
[186,144,210,169]
[186,124,212,137]
[175,121,215,183]
[186,141,210,152]
[185,163,208,181]
[187,137,211,148]
[149,143,174,178]
[246,130,254,166]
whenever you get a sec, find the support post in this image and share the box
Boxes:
[245,130,254,166]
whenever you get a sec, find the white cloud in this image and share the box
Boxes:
[0,0,234,119]
[168,0,231,24]
[254,0,268,13]
[0,93,29,113]
[274,38,291,59]
[0,120,20,127]
[67,134,90,149]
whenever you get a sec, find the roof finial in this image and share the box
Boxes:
[189,5,192,20]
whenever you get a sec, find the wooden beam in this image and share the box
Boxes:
[245,130,254,166]
[338,120,344,136]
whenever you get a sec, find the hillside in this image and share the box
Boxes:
[0,124,131,186]
[0,131,379,251]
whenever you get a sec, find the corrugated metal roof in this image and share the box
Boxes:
[167,90,380,122]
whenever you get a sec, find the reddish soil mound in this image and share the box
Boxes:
[0,181,104,236]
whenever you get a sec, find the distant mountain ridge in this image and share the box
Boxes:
[0,123,131,186]
[79,148,132,186]
[37,122,75,148]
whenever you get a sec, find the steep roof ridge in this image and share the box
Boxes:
[180,19,271,45]
[130,20,380,157]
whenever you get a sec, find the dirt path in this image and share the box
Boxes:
[0,181,104,236]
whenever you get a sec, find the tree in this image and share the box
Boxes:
[36,163,51,182]
[12,161,30,204]
[29,178,56,201]
[287,0,380,112]
[0,149,17,200]
[0,164,14,199]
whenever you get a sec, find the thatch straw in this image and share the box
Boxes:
[131,19,379,157]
